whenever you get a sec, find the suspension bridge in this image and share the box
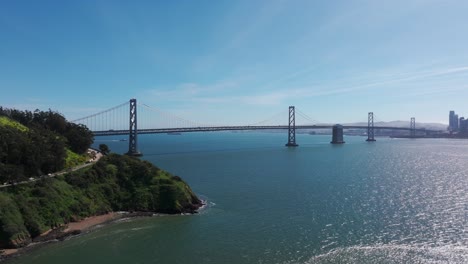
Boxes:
[71,99,441,156]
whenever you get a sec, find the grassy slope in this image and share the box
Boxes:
[64,149,88,169]
[0,116,28,132]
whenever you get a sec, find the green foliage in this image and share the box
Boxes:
[0,116,28,132]
[65,123,93,154]
[65,149,88,169]
[99,144,110,155]
[0,107,94,182]
[69,154,201,213]
[0,154,201,249]
[0,193,30,248]
[0,106,201,249]
[0,124,66,181]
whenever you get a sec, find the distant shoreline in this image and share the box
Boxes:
[389,134,468,139]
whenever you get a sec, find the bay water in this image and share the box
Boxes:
[8,133,468,263]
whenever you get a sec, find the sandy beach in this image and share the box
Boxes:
[1,204,204,260]
[63,212,120,232]
[0,212,123,259]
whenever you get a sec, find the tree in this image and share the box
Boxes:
[64,123,94,154]
[99,144,110,155]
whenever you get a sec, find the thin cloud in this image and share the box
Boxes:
[294,65,468,97]
[402,85,468,97]
[187,89,307,106]
[140,65,468,108]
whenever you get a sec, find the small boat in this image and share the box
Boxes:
[119,138,127,141]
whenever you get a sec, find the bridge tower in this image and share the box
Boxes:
[285,106,299,147]
[410,117,416,138]
[366,112,376,142]
[126,98,142,156]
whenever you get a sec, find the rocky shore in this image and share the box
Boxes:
[0,205,205,262]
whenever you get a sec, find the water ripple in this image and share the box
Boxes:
[304,244,468,264]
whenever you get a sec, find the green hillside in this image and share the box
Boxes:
[0,108,93,182]
[0,107,202,250]
[0,154,202,248]
[0,116,28,132]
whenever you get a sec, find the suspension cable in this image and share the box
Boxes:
[70,101,129,123]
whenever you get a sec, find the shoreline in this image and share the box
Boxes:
[0,212,123,261]
[0,200,206,262]
[64,212,121,233]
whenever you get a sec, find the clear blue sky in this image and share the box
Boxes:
[1,0,468,125]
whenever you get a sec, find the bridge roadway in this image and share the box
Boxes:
[92,125,439,136]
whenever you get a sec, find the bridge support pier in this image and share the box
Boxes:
[366,112,376,142]
[410,117,416,138]
[331,124,345,144]
[285,106,298,147]
[126,98,143,156]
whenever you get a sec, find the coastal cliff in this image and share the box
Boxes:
[0,154,202,249]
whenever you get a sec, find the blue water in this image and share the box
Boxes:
[8,133,468,263]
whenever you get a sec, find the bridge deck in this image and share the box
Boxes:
[92,125,439,136]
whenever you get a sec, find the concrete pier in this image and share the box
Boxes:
[331,124,345,144]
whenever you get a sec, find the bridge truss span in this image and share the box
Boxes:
[92,125,436,136]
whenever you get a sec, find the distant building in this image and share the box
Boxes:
[460,117,468,134]
[448,111,468,134]
[449,111,459,131]
[449,111,455,131]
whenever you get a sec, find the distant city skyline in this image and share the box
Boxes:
[448,109,468,132]
[2,0,468,124]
